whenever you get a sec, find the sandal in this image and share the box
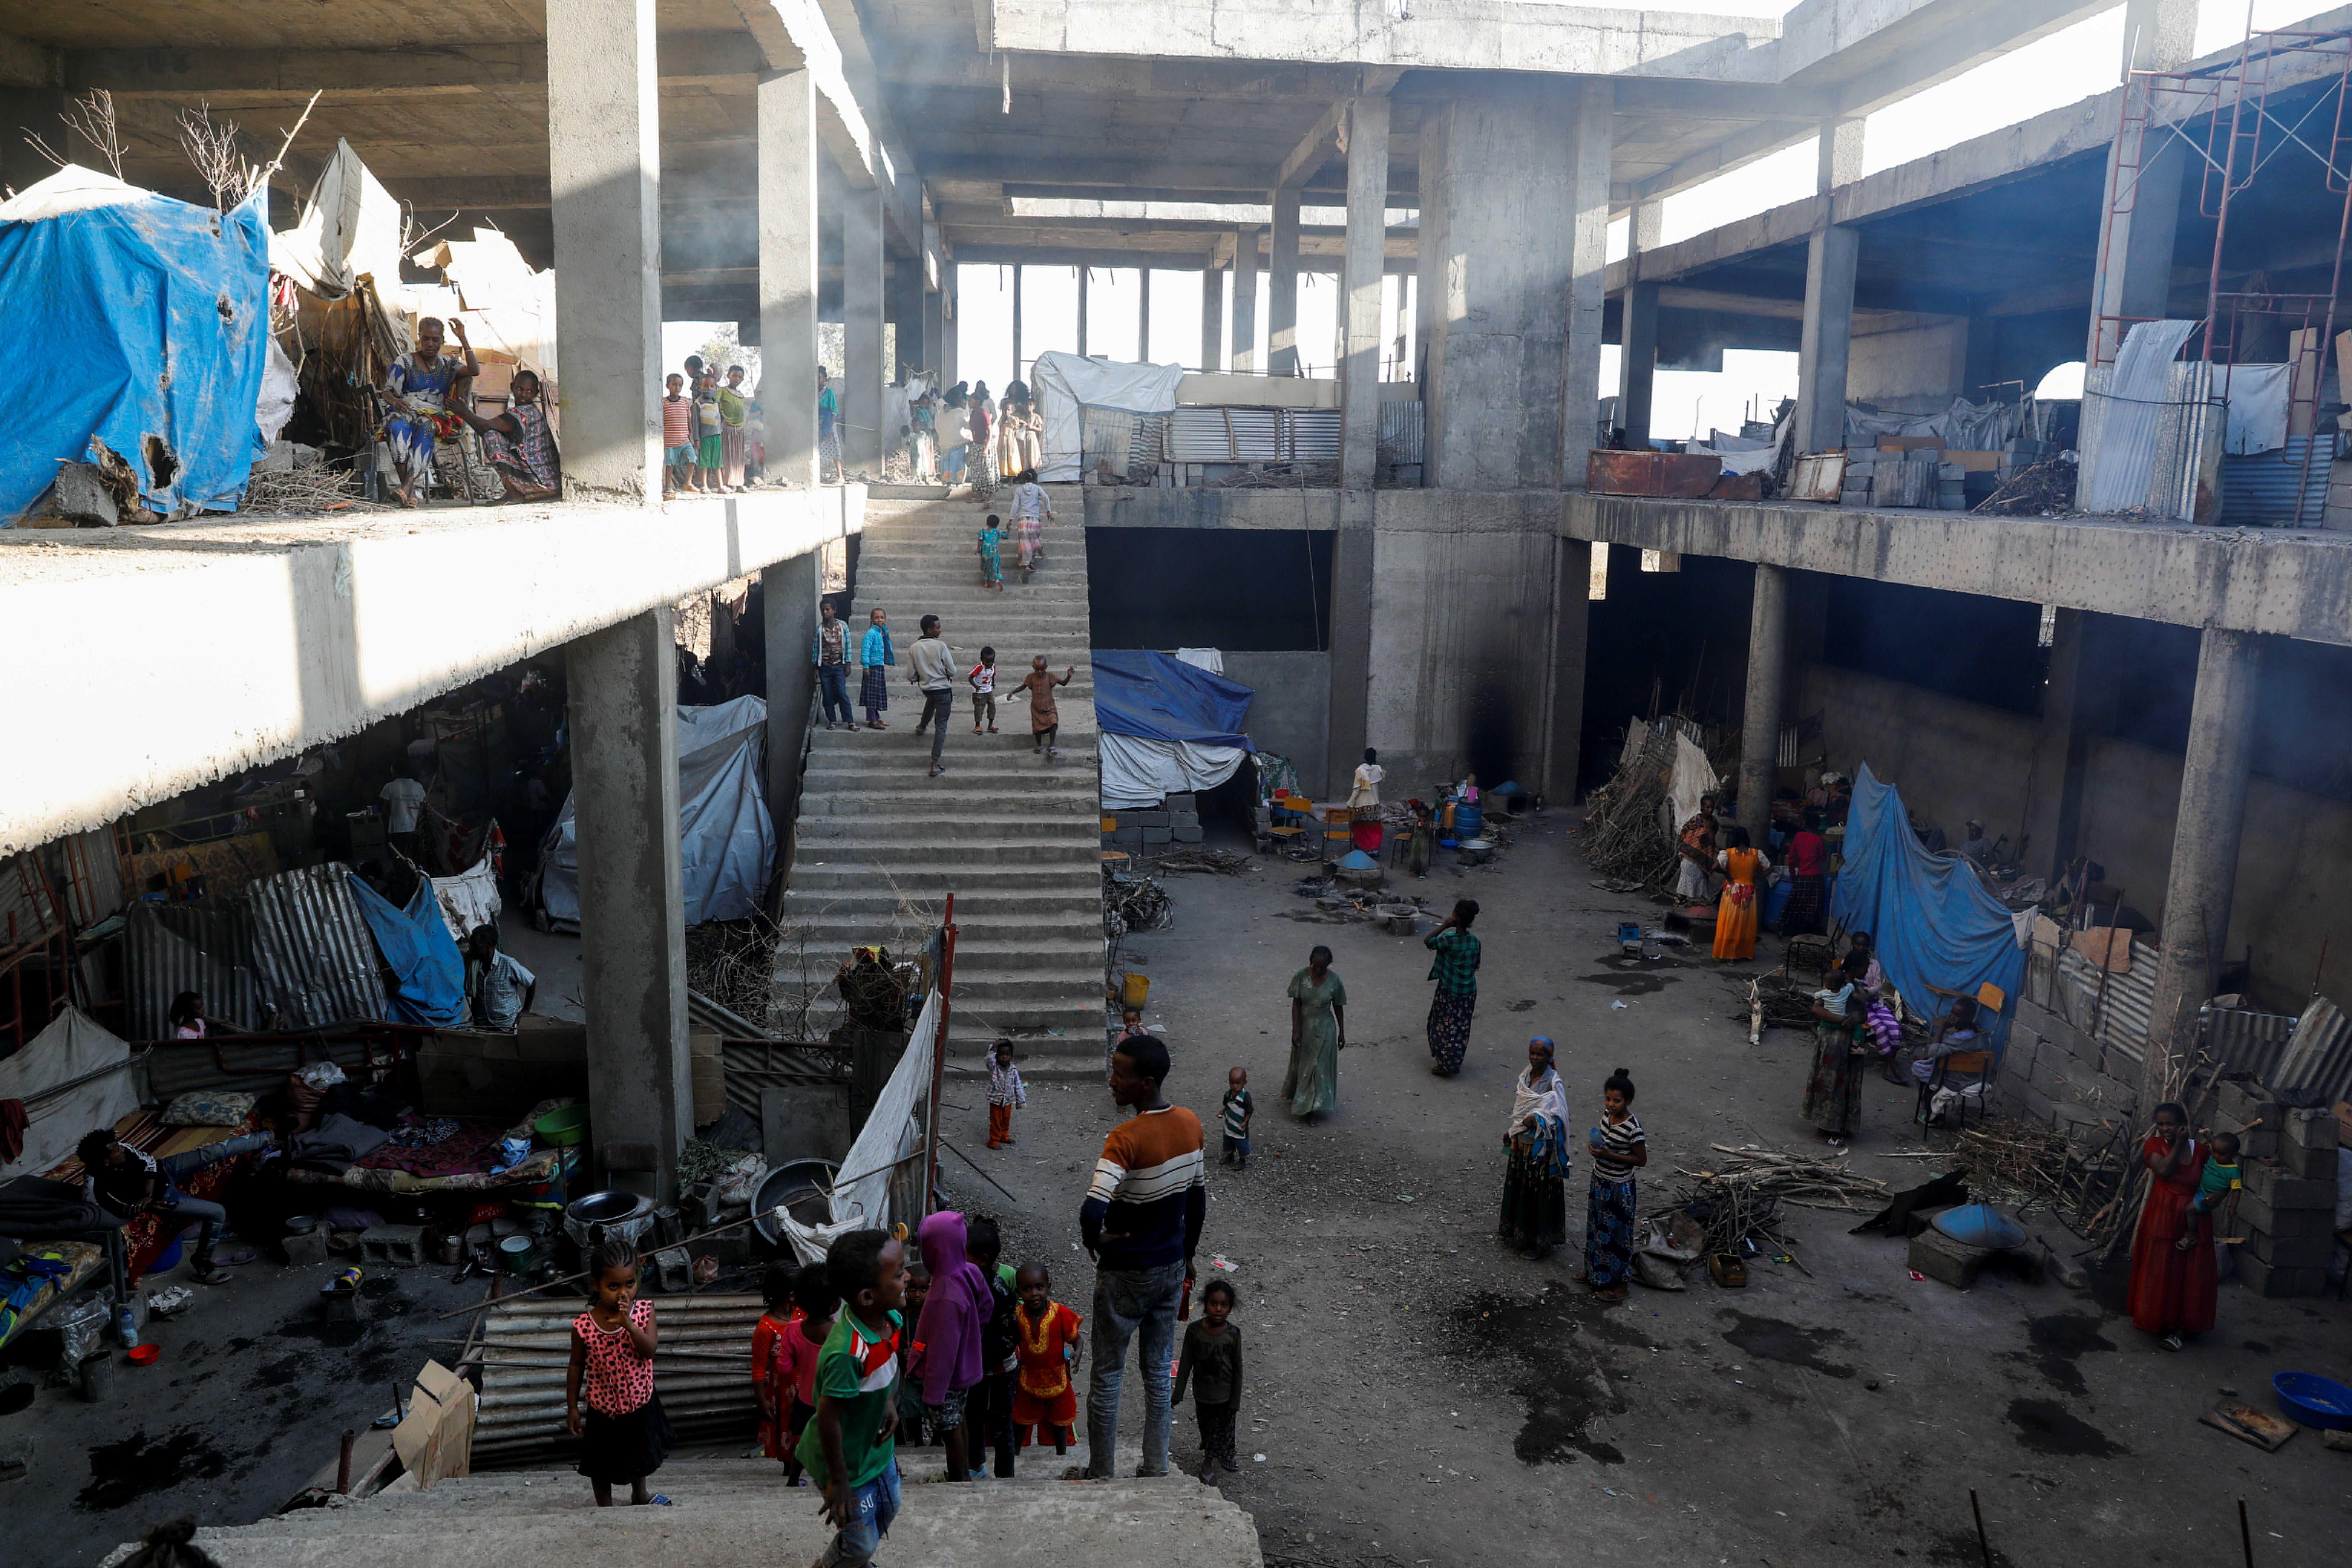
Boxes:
[193,1268,232,1285]
[642,1494,674,1506]
[220,1249,259,1266]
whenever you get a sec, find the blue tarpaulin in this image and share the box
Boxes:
[347,875,469,1029]
[0,168,271,523]
[1828,764,2026,1053]
[1091,650,1255,748]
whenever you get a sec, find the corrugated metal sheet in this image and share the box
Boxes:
[2079,319,2199,512]
[1081,407,1139,477]
[240,863,388,1028]
[2028,936,2158,1066]
[1167,406,1337,462]
[720,1038,851,1120]
[2220,434,2333,526]
[2200,1004,2298,1082]
[125,900,265,1040]
[1378,399,1424,468]
[2273,994,2352,1104]
[2147,358,2215,521]
[1,853,64,944]
[143,1031,394,1101]
[1290,409,1340,460]
[472,1292,764,1466]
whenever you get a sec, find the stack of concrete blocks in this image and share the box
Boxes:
[2218,1079,2340,1297]
[2325,456,2352,531]
[1841,443,1876,506]
[2001,436,2053,479]
[1990,993,2140,1145]
[1102,793,1203,856]
[1936,461,1967,510]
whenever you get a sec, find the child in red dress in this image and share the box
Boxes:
[1008,1263,1084,1453]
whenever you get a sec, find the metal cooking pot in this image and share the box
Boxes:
[751,1160,843,1247]
[562,1190,656,1253]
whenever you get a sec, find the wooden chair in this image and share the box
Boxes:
[1101,815,1127,866]
[1915,981,2005,1129]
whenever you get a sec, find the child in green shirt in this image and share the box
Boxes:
[797,1230,909,1567]
[2177,1130,2242,1252]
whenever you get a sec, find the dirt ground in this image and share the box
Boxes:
[941,809,2352,1568]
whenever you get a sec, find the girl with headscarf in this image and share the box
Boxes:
[915,1211,992,1480]
[2126,1101,2218,1350]
[1801,953,1869,1143]
[1582,1067,1647,1300]
[1347,749,1385,854]
[1283,945,1348,1117]
[1498,1038,1569,1259]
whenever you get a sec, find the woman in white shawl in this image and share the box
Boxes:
[1347,747,1385,855]
[1499,1036,1570,1259]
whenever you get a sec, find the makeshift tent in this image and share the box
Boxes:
[268,139,406,301]
[347,876,470,1029]
[428,856,503,944]
[1094,649,1255,810]
[778,985,938,1265]
[540,696,775,929]
[1028,351,1185,482]
[0,1009,139,1176]
[1828,764,2026,1053]
[0,165,271,523]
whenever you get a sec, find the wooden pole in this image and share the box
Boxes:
[923,894,960,1214]
[1969,1487,1992,1568]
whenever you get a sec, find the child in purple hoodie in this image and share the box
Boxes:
[915,1210,991,1481]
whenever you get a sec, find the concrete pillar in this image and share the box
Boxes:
[1231,227,1260,372]
[1737,564,1787,834]
[1563,82,1614,480]
[2122,0,2197,76]
[2143,628,2262,1103]
[942,267,958,388]
[547,0,663,501]
[1616,200,1663,447]
[568,607,689,1198]
[2089,1,2197,365]
[1077,265,1090,358]
[1268,187,1303,376]
[1323,521,1375,798]
[2023,610,2122,884]
[1138,267,1152,362]
[762,551,822,837]
[1545,538,1593,803]
[1199,267,1222,371]
[1416,80,1613,489]
[924,284,945,387]
[1341,94,1392,488]
[1795,226,1859,455]
[887,262,924,381]
[1011,263,1024,382]
[757,67,819,488]
[841,185,885,471]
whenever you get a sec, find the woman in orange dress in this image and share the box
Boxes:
[1711,824,1770,961]
[2126,1101,2217,1350]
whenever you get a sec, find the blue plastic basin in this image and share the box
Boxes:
[2273,1371,2352,1431]
[1931,1203,2029,1251]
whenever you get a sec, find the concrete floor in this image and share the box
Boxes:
[4,1247,487,1564]
[940,811,2352,1568]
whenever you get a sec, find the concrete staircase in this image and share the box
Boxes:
[778,495,1105,1053]
[141,1449,1263,1567]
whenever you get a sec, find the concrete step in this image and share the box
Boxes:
[788,840,1099,869]
[784,863,1102,891]
[780,887,1096,917]
[796,822,1099,850]
[781,935,1100,973]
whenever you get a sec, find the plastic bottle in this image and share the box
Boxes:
[116,1304,139,1349]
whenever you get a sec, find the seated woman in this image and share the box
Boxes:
[1910,995,1983,1086]
[444,369,561,502]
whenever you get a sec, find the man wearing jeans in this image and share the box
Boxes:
[906,614,957,777]
[1079,1035,1206,1478]
[812,598,855,729]
[78,1128,270,1285]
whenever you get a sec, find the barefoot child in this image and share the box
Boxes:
[1173,1277,1243,1484]
[965,1216,1020,1478]
[977,516,1005,593]
[801,1229,908,1568]
[2178,1131,2242,1253]
[752,1262,799,1470]
[767,1262,837,1485]
[987,1040,1026,1148]
[1221,1067,1254,1169]
[894,1263,931,1447]
[915,1211,991,1483]
[1009,1263,1084,1454]
[970,647,999,733]
[565,1240,673,1507]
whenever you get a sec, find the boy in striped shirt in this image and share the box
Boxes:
[1078,1034,1205,1478]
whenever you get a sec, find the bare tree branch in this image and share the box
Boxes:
[63,90,128,180]
[177,102,249,211]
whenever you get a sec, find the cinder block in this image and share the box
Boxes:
[650,1247,691,1293]
[1172,826,1203,844]
[2283,1106,2339,1155]
[1164,794,1196,812]
[1908,1225,1991,1288]
[1108,827,1141,846]
[281,1228,329,1266]
[2275,1137,2333,1179]
[1168,812,1199,830]
[2242,1163,2334,1210]
[2234,1194,2333,1241]
[1141,827,1172,845]
[2234,1251,2327,1298]
[2215,1079,2278,1131]
[360,1224,426,1266]
[2016,1081,2058,1128]
[2239,1125,2282,1162]
[2244,1228,2334,1269]
[1133,810,1170,828]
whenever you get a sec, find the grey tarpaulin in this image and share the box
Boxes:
[539,696,774,930]
[777,984,939,1265]
[0,1008,140,1175]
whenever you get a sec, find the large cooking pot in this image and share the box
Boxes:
[563,1189,656,1253]
[751,1160,843,1247]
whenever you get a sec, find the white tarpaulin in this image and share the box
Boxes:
[1100,731,1247,810]
[1029,350,1185,482]
[2221,362,2292,454]
[539,696,774,930]
[0,1008,139,1176]
[258,335,298,445]
[1174,648,1225,674]
[1669,732,1718,836]
[779,985,939,1264]
[268,139,405,299]
[885,371,936,453]
[428,856,502,943]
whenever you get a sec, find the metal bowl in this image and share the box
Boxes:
[562,1190,655,1252]
[752,1160,844,1247]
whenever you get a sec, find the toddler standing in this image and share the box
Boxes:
[564,1241,673,1506]
[1008,1263,1084,1453]
[971,647,999,733]
[977,517,1005,593]
[2179,1130,2242,1253]
[1221,1067,1254,1169]
[915,1211,991,1482]
[987,1040,1026,1148]
[767,1262,838,1485]
[752,1263,800,1469]
[1173,1278,1243,1484]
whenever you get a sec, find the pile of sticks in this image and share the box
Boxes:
[1655,1143,1891,1259]
[244,464,379,515]
[1152,847,1251,875]
[1943,1118,2083,1217]
[1972,457,2077,518]
[1579,754,1679,887]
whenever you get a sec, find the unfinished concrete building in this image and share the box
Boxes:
[8,0,2352,1540]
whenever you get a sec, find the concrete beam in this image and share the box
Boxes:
[69,35,744,100]
[0,490,865,857]
[1268,187,1302,376]
[1276,99,1348,191]
[761,66,822,487]
[1231,223,1261,372]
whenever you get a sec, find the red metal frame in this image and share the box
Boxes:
[921,893,958,1214]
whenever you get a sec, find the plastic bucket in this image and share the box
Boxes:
[1453,802,1484,838]
[497,1234,537,1274]
[1121,973,1151,1008]
[535,1104,591,1147]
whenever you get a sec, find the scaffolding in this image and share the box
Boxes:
[2093,27,2352,525]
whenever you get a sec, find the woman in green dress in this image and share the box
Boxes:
[1283,945,1348,1117]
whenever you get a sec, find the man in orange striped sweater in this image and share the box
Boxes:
[1079,1035,1205,1478]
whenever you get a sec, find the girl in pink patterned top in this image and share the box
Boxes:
[565,1241,674,1505]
